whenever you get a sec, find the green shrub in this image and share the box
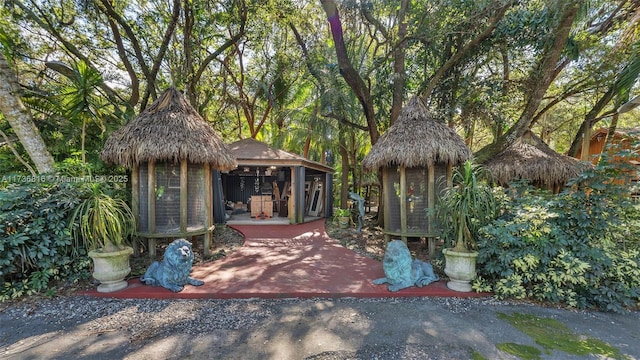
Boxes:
[0,181,92,300]
[476,153,640,313]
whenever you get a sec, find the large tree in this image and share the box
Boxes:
[0,51,55,174]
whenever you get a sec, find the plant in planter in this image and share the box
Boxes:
[436,160,498,292]
[334,208,352,229]
[69,182,135,292]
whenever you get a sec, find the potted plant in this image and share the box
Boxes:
[69,182,135,292]
[436,160,497,292]
[334,208,352,229]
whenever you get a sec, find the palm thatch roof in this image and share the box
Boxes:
[228,138,333,173]
[101,87,237,171]
[483,130,587,187]
[362,96,471,171]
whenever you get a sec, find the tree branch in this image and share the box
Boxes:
[320,0,379,145]
[420,1,514,101]
[0,129,36,176]
[140,0,181,110]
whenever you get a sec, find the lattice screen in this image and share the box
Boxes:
[137,162,207,234]
[187,164,206,230]
[384,166,401,233]
[405,167,429,233]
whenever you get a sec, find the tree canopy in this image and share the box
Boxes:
[1,0,640,192]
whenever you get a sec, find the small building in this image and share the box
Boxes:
[483,130,587,193]
[221,138,334,224]
[101,87,237,257]
[575,127,640,195]
[576,127,640,163]
[362,96,471,255]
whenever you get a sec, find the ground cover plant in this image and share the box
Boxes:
[0,180,91,300]
[475,151,640,313]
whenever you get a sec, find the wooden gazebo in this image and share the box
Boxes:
[483,130,587,193]
[222,138,334,224]
[101,87,237,257]
[362,97,471,255]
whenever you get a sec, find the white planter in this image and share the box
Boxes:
[88,246,133,293]
[443,248,478,292]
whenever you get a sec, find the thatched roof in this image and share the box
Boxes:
[228,138,333,174]
[483,130,587,187]
[362,96,471,171]
[101,87,237,170]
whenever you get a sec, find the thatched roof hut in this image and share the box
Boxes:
[100,87,236,257]
[101,87,236,171]
[483,130,587,190]
[361,96,471,256]
[362,96,471,171]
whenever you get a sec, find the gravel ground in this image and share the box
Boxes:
[2,295,639,359]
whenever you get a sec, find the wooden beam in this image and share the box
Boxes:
[180,160,188,233]
[204,163,213,256]
[382,168,391,242]
[427,165,436,257]
[147,161,156,258]
[131,165,140,257]
[399,166,407,244]
[288,167,295,223]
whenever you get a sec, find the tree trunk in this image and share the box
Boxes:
[390,0,410,126]
[474,2,580,163]
[320,0,379,146]
[0,52,55,174]
[339,140,349,208]
[567,86,616,157]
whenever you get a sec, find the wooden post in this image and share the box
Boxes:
[288,166,296,224]
[382,168,391,242]
[131,165,140,256]
[582,125,592,162]
[399,166,407,244]
[147,161,156,258]
[203,163,213,256]
[180,159,188,233]
[427,165,436,258]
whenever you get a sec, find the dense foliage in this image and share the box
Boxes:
[0,181,92,300]
[475,152,640,313]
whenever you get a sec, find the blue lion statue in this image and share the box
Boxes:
[141,238,204,292]
[372,240,439,292]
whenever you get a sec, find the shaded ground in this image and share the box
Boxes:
[324,213,444,275]
[82,218,467,300]
[131,211,399,280]
[2,295,639,360]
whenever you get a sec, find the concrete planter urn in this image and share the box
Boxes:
[436,161,498,293]
[337,217,350,229]
[69,183,136,293]
[442,248,478,292]
[89,247,134,292]
[334,208,351,229]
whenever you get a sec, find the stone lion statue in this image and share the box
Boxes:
[140,238,204,292]
[372,240,439,292]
